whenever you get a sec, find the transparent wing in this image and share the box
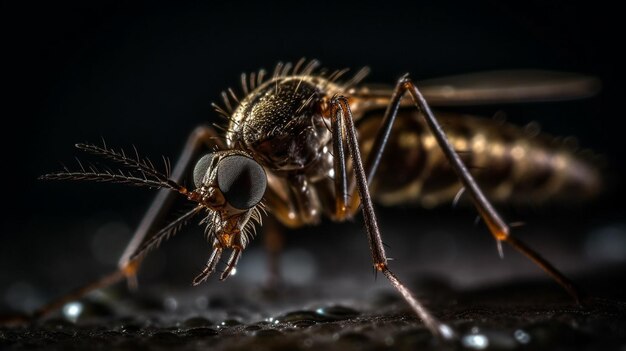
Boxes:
[353,70,601,110]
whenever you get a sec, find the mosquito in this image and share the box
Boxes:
[18,59,602,339]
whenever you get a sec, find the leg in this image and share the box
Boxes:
[331,102,350,219]
[360,75,582,303]
[330,97,455,340]
[31,125,224,321]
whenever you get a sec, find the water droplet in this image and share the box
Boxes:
[62,301,83,323]
[461,326,520,349]
[314,305,360,320]
[219,319,242,327]
[438,323,456,340]
[514,329,531,344]
[462,333,489,349]
[276,310,323,323]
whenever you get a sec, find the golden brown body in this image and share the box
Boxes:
[220,65,601,229]
[358,110,601,208]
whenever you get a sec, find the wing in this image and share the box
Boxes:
[352,70,601,111]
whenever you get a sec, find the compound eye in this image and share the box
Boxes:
[193,153,215,188]
[217,155,267,210]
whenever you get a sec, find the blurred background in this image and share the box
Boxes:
[1,1,624,316]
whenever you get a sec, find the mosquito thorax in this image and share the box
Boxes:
[227,77,334,173]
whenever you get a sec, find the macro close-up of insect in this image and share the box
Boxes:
[2,2,625,350]
[9,58,603,338]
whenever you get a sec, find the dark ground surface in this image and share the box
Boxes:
[1,266,625,351]
[2,211,626,350]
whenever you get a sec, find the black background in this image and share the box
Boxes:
[1,1,624,313]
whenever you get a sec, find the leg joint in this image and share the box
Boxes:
[330,95,350,106]
[374,262,388,272]
[398,73,412,86]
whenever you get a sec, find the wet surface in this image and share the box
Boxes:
[1,270,625,351]
[2,196,624,351]
[2,210,625,350]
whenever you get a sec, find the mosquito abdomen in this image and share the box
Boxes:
[359,110,602,208]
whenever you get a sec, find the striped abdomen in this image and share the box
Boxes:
[358,110,601,208]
